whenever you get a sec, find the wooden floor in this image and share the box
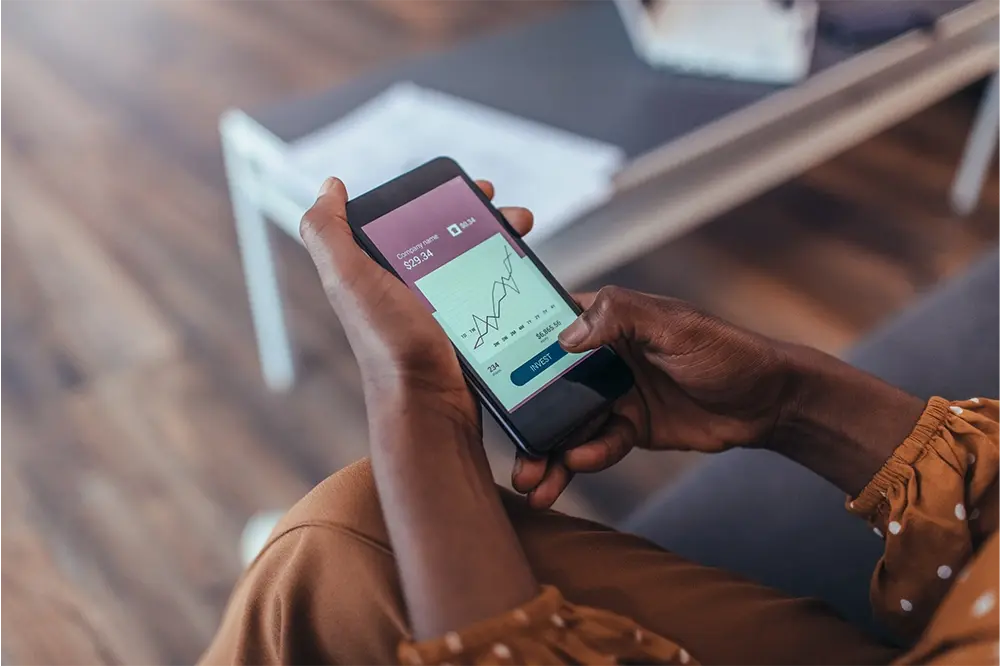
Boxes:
[2,2,997,663]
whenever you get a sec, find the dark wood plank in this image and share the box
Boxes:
[1,222,174,664]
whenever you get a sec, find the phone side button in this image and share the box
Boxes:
[510,341,568,387]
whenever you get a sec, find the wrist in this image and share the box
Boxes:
[771,344,926,495]
[355,338,470,405]
[361,357,471,406]
[363,370,481,445]
[361,367,538,639]
[781,344,926,436]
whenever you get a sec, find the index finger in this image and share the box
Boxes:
[573,292,598,310]
[475,179,495,200]
[527,460,573,510]
[562,412,636,472]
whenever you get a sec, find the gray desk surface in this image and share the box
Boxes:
[246,1,966,159]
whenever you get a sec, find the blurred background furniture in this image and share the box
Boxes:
[222,0,999,391]
[613,0,820,83]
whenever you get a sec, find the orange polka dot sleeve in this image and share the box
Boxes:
[847,397,998,663]
[398,585,696,666]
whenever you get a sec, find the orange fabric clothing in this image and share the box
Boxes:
[396,586,694,666]
[201,398,998,665]
[866,397,999,665]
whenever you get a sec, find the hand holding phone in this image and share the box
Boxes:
[341,158,633,457]
[300,176,534,433]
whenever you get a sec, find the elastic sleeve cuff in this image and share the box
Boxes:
[848,396,951,520]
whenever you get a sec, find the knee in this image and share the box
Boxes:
[212,458,405,665]
[274,457,390,547]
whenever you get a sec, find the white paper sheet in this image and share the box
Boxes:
[283,82,625,243]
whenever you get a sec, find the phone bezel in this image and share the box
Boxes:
[344,157,633,456]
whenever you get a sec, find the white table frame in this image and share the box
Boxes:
[220,1,998,391]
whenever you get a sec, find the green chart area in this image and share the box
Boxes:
[415,233,585,409]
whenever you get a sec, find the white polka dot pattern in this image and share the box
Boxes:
[400,645,423,665]
[937,565,953,579]
[401,585,754,664]
[955,503,967,520]
[900,599,913,612]
[972,591,996,618]
[888,521,902,535]
[444,632,463,654]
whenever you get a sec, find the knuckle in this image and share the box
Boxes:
[299,198,349,246]
[670,299,716,330]
[594,440,615,467]
[646,295,704,330]
[591,285,627,318]
[299,207,324,244]
[661,296,700,316]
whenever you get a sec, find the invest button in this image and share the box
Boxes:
[510,341,568,387]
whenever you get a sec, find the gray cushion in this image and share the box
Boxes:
[623,250,999,643]
[847,251,999,401]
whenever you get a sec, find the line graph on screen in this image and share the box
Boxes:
[416,233,558,362]
[470,245,520,349]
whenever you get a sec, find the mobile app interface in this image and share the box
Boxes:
[363,177,593,410]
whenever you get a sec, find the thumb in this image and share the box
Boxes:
[299,177,376,297]
[300,177,352,255]
[558,286,652,352]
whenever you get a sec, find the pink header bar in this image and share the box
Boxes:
[362,177,524,309]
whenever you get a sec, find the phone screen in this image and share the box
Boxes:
[362,176,595,411]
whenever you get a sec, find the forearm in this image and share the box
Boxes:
[772,344,927,497]
[367,384,538,640]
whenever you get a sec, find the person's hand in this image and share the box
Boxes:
[299,177,534,422]
[301,178,546,636]
[512,287,797,508]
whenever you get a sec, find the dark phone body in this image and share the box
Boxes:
[345,157,633,457]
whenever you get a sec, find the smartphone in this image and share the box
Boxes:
[346,157,634,457]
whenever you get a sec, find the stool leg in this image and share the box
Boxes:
[222,132,296,391]
[950,72,999,216]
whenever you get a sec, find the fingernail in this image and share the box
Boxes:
[512,457,522,479]
[558,317,589,347]
[318,177,340,197]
